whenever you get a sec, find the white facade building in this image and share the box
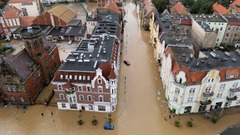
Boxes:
[161,46,240,114]
[8,0,41,16]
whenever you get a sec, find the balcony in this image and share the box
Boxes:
[227,96,238,101]
[230,87,240,93]
[200,100,212,105]
[202,92,214,97]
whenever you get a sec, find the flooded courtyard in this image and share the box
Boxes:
[1,1,240,135]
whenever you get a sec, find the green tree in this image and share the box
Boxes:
[152,0,169,13]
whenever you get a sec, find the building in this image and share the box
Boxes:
[0,26,61,105]
[170,2,188,15]
[51,13,122,112]
[221,14,240,47]
[161,45,240,114]
[230,0,240,15]
[32,5,77,27]
[8,0,41,16]
[140,0,156,30]
[218,124,240,135]
[192,14,228,46]
[212,2,230,15]
[191,15,217,54]
[149,10,192,64]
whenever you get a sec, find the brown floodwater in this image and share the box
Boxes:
[1,2,240,135]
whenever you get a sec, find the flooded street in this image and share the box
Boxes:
[1,2,240,135]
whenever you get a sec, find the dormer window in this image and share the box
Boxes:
[226,70,239,79]
[98,79,102,84]
[205,86,211,93]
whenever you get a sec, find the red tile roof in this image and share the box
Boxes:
[105,2,121,14]
[3,6,21,19]
[8,0,36,3]
[170,2,187,14]
[108,65,116,79]
[99,62,111,79]
[212,2,230,14]
[230,0,240,12]
[143,0,156,17]
[20,16,36,27]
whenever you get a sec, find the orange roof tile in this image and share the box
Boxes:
[230,0,240,12]
[212,2,230,14]
[3,6,21,19]
[105,2,121,14]
[142,0,156,17]
[8,0,36,3]
[226,69,239,76]
[170,2,187,14]
[20,16,36,27]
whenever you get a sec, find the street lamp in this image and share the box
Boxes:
[4,103,16,118]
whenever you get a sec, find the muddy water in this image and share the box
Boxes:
[1,2,240,135]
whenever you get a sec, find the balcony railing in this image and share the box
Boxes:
[200,100,212,105]
[202,92,214,97]
[230,87,240,93]
[227,96,238,101]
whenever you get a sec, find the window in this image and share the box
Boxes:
[74,75,77,80]
[87,95,92,101]
[37,70,41,77]
[83,76,86,80]
[98,87,103,92]
[99,95,104,102]
[219,84,226,90]
[62,103,66,108]
[10,96,15,101]
[203,97,208,101]
[98,105,106,111]
[87,76,90,80]
[233,82,238,88]
[220,27,222,31]
[189,88,195,93]
[79,95,84,101]
[173,97,178,103]
[87,86,91,92]
[217,93,223,98]
[79,75,82,80]
[89,105,93,110]
[112,98,116,103]
[78,86,82,91]
[57,85,62,90]
[98,79,102,84]
[59,94,64,99]
[69,75,72,80]
[60,75,63,79]
[187,97,193,102]
[20,97,24,102]
[32,75,36,82]
[65,75,68,79]
[205,86,211,93]
[175,88,180,94]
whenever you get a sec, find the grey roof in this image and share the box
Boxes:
[196,20,213,32]
[68,19,82,26]
[222,14,240,23]
[159,12,193,47]
[98,13,121,24]
[220,124,240,135]
[59,34,116,71]
[8,49,36,80]
[48,26,86,37]
[92,22,119,37]
[192,14,227,22]
[170,46,240,72]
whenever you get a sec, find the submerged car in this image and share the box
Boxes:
[104,123,114,130]
[123,60,131,66]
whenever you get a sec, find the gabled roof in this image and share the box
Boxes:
[105,2,121,14]
[3,6,21,19]
[212,2,230,14]
[99,62,111,79]
[108,64,116,79]
[230,0,240,12]
[20,16,36,27]
[8,0,36,3]
[170,2,187,14]
[142,0,156,17]
[48,5,77,24]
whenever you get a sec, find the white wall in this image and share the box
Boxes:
[206,22,227,46]
[9,2,40,16]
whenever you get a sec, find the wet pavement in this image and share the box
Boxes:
[1,2,240,135]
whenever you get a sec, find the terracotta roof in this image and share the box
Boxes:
[8,0,36,3]
[212,2,230,14]
[108,64,116,79]
[0,1,5,5]
[170,2,187,14]
[62,80,76,89]
[226,69,239,76]
[143,0,156,17]
[230,0,240,12]
[3,6,21,19]
[105,2,121,14]
[48,5,77,24]
[99,62,111,80]
[20,16,36,27]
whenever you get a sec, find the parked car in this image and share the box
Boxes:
[123,60,131,66]
[103,123,114,130]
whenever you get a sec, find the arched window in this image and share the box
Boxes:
[10,96,15,101]
[99,95,104,102]
[98,78,102,84]
[79,95,84,101]
[87,95,92,101]
[19,97,24,102]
